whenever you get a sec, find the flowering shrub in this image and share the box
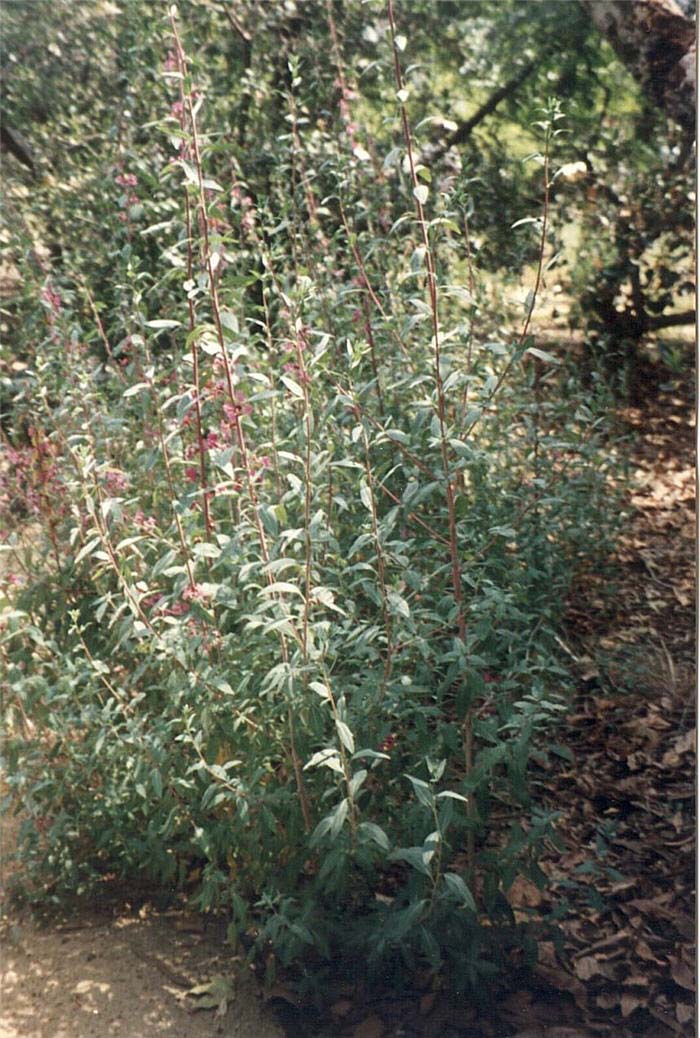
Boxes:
[1,1,623,1001]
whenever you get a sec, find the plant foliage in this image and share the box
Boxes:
[0,0,663,1002]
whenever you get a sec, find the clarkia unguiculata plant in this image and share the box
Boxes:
[1,1,620,1000]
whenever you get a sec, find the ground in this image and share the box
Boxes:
[0,873,284,1038]
[1,370,694,1038]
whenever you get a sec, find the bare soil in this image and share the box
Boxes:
[0,910,282,1038]
[0,814,283,1038]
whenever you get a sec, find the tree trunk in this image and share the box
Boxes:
[580,0,696,138]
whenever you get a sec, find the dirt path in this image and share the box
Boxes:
[0,875,284,1038]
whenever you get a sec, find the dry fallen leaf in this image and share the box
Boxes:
[352,1013,385,1038]
[509,875,543,909]
[666,728,695,762]
[670,959,695,992]
[596,993,618,1010]
[535,965,587,1010]
[331,998,353,1019]
[620,991,645,1017]
[676,1003,694,1024]
[542,1029,595,1038]
[185,974,235,1016]
[573,955,604,981]
[634,939,663,964]
[419,992,436,1015]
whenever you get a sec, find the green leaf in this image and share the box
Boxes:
[389,846,432,877]
[388,590,410,619]
[352,749,390,762]
[336,719,355,754]
[348,769,367,797]
[413,184,429,205]
[330,797,350,837]
[436,790,469,803]
[549,743,574,764]
[390,899,427,939]
[123,382,149,398]
[358,821,390,851]
[360,481,373,511]
[309,681,331,701]
[305,749,343,773]
[525,346,560,364]
[220,309,239,332]
[444,872,477,911]
[74,536,101,565]
[193,542,221,559]
[281,375,304,398]
[259,581,304,597]
[405,774,434,809]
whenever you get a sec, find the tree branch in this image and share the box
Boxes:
[224,5,252,44]
[646,309,696,331]
[1,120,36,176]
[426,60,538,163]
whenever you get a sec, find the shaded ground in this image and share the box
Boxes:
[1,378,694,1038]
[530,383,696,1038]
[0,891,284,1038]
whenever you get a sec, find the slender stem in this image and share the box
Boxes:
[79,279,125,380]
[295,329,314,660]
[170,14,311,832]
[361,292,385,413]
[463,135,551,443]
[176,84,214,539]
[338,197,409,360]
[359,421,393,692]
[388,0,475,876]
[143,370,196,592]
[387,0,465,644]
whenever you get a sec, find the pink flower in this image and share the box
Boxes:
[134,510,158,532]
[283,361,310,386]
[185,466,199,482]
[103,470,129,494]
[41,285,62,313]
[115,172,137,188]
[379,733,396,753]
[222,392,252,421]
[182,583,206,602]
